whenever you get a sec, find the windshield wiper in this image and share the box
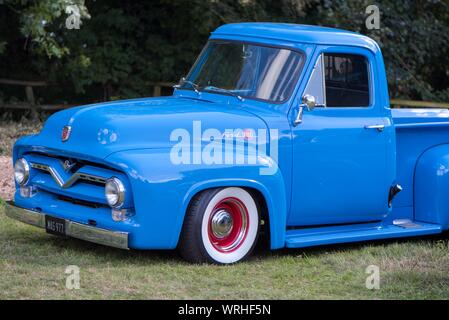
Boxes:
[204,86,244,101]
[173,77,200,94]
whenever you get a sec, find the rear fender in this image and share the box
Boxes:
[414,144,449,230]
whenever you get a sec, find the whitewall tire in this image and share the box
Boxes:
[178,187,260,264]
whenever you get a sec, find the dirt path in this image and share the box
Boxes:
[0,156,14,200]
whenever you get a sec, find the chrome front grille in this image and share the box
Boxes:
[23,152,132,208]
[30,162,107,189]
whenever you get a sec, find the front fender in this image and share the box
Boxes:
[105,148,287,249]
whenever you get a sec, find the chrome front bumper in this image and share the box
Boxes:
[3,201,129,249]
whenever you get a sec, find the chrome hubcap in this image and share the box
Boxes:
[211,209,233,238]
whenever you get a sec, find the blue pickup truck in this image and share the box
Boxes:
[5,23,449,264]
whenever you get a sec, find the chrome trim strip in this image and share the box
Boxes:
[30,162,107,189]
[4,201,129,250]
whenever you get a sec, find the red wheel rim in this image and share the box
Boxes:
[208,197,249,253]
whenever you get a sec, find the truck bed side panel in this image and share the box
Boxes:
[392,109,449,220]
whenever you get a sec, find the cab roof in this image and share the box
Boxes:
[212,23,380,53]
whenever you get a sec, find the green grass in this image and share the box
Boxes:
[0,200,448,300]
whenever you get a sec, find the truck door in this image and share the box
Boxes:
[289,48,394,226]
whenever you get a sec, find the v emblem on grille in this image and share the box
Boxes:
[30,162,106,189]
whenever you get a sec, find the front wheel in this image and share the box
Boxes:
[178,187,260,264]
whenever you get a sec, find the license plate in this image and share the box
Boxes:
[45,215,66,236]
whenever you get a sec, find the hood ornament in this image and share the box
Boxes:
[62,125,72,142]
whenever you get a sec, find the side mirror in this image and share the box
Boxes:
[302,94,317,111]
[293,94,318,126]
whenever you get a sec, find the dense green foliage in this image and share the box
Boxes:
[0,0,448,104]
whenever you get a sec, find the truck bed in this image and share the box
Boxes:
[392,108,449,219]
[392,108,449,127]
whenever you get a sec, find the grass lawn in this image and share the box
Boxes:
[1,200,448,299]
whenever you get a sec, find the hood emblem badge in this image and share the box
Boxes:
[62,125,72,142]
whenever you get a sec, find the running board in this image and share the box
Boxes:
[285,221,442,248]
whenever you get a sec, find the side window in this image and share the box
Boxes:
[324,54,370,107]
[302,54,326,106]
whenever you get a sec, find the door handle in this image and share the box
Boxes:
[364,124,385,132]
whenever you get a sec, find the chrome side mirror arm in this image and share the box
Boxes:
[293,102,326,127]
[293,94,323,126]
[293,104,306,126]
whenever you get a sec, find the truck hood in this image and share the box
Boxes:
[18,96,268,159]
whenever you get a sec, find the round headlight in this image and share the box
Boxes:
[14,158,30,186]
[105,177,125,208]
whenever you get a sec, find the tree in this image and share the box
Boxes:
[307,0,449,101]
[0,0,448,104]
[0,0,89,57]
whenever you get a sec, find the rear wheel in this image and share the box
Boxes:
[178,187,260,264]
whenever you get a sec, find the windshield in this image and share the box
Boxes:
[183,41,304,103]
